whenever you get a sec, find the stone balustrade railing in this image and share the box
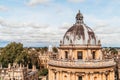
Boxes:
[48,59,116,68]
[59,45,101,49]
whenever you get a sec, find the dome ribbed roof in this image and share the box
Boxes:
[62,11,98,45]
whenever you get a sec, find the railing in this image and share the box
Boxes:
[59,45,101,49]
[48,59,116,68]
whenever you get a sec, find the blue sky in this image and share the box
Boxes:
[0,0,120,47]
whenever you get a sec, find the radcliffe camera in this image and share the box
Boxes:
[0,1,120,80]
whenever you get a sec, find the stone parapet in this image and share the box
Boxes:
[59,45,101,49]
[48,59,116,68]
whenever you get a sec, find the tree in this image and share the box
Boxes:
[38,69,48,76]
[43,47,48,52]
[52,47,58,53]
[15,49,30,66]
[28,51,40,68]
[0,42,40,69]
[0,42,24,67]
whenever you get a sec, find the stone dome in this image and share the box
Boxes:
[62,11,99,45]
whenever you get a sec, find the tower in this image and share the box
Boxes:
[48,11,116,80]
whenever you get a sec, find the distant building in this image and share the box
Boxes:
[0,63,38,80]
[39,50,58,69]
[39,53,50,69]
[48,11,116,80]
[117,49,120,55]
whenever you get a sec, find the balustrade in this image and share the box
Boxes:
[48,59,116,68]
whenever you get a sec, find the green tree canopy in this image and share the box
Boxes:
[0,42,39,68]
[52,47,58,53]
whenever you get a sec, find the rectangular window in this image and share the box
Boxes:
[92,51,95,59]
[77,51,83,59]
[65,51,68,59]
[78,76,82,80]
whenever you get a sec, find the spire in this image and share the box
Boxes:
[76,10,84,24]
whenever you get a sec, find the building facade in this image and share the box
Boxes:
[0,63,38,80]
[48,11,116,80]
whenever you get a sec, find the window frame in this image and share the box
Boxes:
[77,51,83,59]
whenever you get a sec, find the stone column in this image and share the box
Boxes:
[90,72,94,80]
[107,72,110,80]
[67,71,70,80]
[48,69,52,80]
[74,72,76,80]
[70,72,75,80]
[99,72,102,80]
[102,72,106,80]
[56,71,60,80]
[69,49,72,60]
[60,71,64,80]
[99,49,102,60]
[85,73,89,80]
[87,49,92,60]
[70,72,74,80]
[109,71,112,80]
[111,71,115,80]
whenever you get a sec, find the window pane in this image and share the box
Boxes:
[77,51,82,59]
[78,76,82,80]
[65,51,68,59]
[92,51,95,59]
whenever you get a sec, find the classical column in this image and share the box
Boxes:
[109,71,112,80]
[111,71,115,80]
[71,72,76,80]
[99,49,102,60]
[99,72,102,80]
[74,72,76,80]
[87,49,92,60]
[56,71,60,80]
[102,72,106,80]
[67,71,70,80]
[60,71,63,80]
[69,49,72,60]
[85,73,89,80]
[107,72,110,80]
[90,72,93,80]
[48,69,51,80]
[70,72,74,80]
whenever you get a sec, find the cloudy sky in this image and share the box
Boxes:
[0,0,120,47]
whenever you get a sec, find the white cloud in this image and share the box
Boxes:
[84,14,120,47]
[0,18,48,28]
[0,5,8,11]
[0,18,62,45]
[67,0,85,3]
[27,0,52,6]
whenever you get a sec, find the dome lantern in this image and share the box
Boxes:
[76,10,84,24]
